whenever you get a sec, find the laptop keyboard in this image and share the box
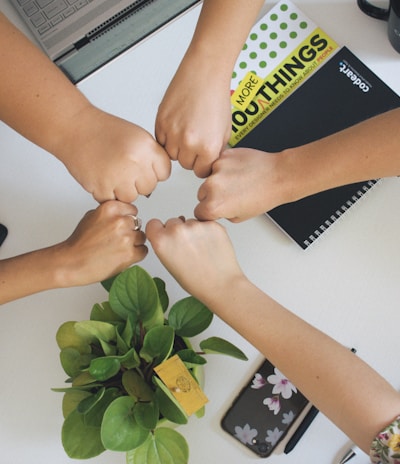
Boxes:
[16,0,93,35]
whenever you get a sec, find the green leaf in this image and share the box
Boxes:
[195,405,205,419]
[62,389,92,419]
[101,396,149,451]
[72,371,97,387]
[116,326,129,354]
[139,326,175,364]
[177,349,207,368]
[122,370,154,401]
[199,337,248,360]
[109,266,164,329]
[77,387,105,414]
[56,321,92,354]
[121,317,134,349]
[119,348,140,369]
[154,277,169,313]
[168,297,213,337]
[59,347,93,377]
[90,301,124,323]
[89,357,121,381]
[75,320,116,343]
[82,388,121,427]
[126,428,189,464]
[62,409,104,459]
[153,377,188,425]
[74,320,117,356]
[101,275,117,292]
[133,400,159,429]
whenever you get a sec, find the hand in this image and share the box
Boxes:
[57,201,148,287]
[155,53,232,178]
[57,107,171,203]
[146,217,243,304]
[194,148,292,222]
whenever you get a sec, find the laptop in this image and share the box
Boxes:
[9,0,201,83]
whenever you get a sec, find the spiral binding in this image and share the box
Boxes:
[303,179,379,248]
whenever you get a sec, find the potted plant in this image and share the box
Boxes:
[54,265,247,463]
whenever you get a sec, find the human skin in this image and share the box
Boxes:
[155,0,265,178]
[194,108,400,222]
[146,217,400,454]
[0,201,147,304]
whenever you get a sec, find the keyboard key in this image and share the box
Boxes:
[30,12,46,27]
[63,7,75,18]
[75,0,88,10]
[37,0,54,7]
[23,2,39,17]
[51,14,64,25]
[43,0,68,19]
[37,22,52,34]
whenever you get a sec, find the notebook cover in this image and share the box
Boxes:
[235,46,400,248]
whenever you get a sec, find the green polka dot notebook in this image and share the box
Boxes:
[231,0,317,90]
[230,0,339,146]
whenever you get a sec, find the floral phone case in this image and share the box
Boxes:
[221,358,309,458]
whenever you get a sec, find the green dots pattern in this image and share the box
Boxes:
[233,1,314,86]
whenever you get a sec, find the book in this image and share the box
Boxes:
[229,1,400,249]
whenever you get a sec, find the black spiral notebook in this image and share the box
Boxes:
[235,46,400,249]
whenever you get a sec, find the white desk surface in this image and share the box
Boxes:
[1,1,399,463]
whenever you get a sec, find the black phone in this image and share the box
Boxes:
[0,224,8,246]
[221,358,309,458]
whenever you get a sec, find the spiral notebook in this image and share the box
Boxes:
[233,45,399,248]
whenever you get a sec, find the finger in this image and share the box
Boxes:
[109,201,138,217]
[145,218,165,238]
[164,137,179,161]
[194,202,218,222]
[153,150,172,181]
[131,243,148,262]
[197,179,209,202]
[93,190,117,204]
[164,216,188,228]
[135,172,157,197]
[126,214,142,231]
[133,230,147,246]
[82,208,96,219]
[192,155,213,178]
[154,118,166,146]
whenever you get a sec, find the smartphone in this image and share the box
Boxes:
[221,358,309,458]
[0,224,8,246]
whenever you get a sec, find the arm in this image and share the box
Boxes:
[146,217,400,454]
[0,13,170,203]
[0,201,147,304]
[155,0,264,178]
[194,108,400,221]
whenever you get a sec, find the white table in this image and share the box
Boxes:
[1,1,399,463]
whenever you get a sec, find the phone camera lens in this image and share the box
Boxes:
[257,443,269,453]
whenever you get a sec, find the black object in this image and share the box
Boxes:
[358,0,400,53]
[283,405,319,454]
[0,223,8,246]
[236,47,400,248]
[221,358,309,458]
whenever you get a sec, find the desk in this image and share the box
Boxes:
[0,1,399,463]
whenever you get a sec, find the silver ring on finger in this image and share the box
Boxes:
[127,214,142,231]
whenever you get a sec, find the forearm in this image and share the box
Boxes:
[185,0,264,76]
[204,276,400,453]
[281,108,400,203]
[0,13,91,156]
[0,245,68,304]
